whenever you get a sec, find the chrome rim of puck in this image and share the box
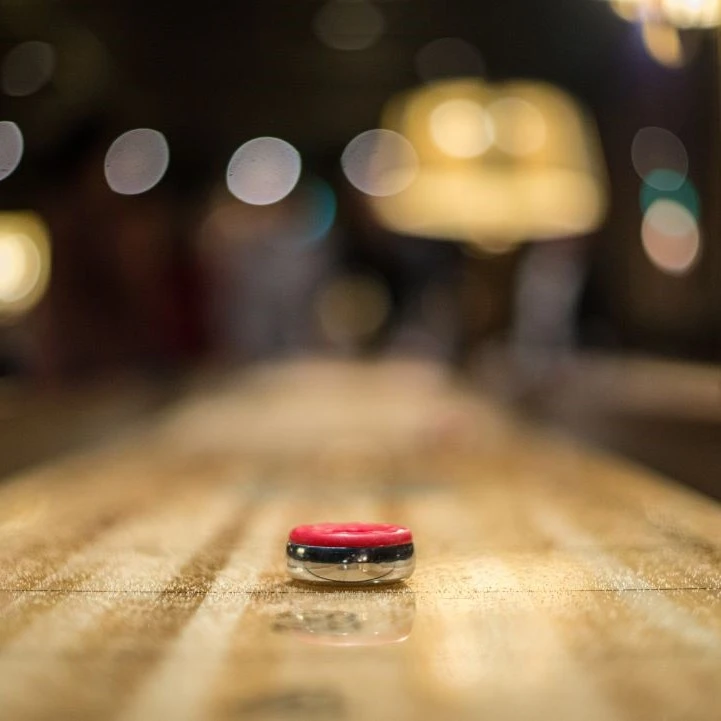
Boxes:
[286,542,415,584]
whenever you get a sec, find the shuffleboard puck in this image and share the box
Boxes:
[286,522,415,585]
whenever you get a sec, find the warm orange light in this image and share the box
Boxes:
[0,212,51,319]
[609,0,720,27]
[487,97,547,157]
[610,0,642,20]
[642,21,685,66]
[429,98,494,158]
[369,79,607,244]
[316,274,390,345]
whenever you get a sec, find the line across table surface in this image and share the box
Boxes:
[0,359,720,721]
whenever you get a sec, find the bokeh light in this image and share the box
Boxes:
[609,0,640,20]
[640,173,700,218]
[429,99,494,158]
[631,126,688,185]
[54,26,109,105]
[104,128,170,195]
[0,121,24,182]
[663,0,721,28]
[642,168,686,192]
[641,22,684,68]
[2,41,55,97]
[414,37,485,82]
[488,97,547,156]
[609,0,721,27]
[314,0,385,51]
[226,137,302,205]
[316,274,391,345]
[0,236,39,304]
[294,178,337,244]
[0,212,51,319]
[341,129,419,197]
[371,79,608,243]
[641,199,700,275]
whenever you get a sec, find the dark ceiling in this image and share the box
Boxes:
[1,0,624,188]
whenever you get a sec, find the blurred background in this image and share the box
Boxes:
[0,0,719,494]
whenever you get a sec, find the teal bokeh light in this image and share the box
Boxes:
[640,171,700,219]
[296,177,337,245]
[643,168,686,192]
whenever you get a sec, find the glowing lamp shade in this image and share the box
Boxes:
[369,79,608,244]
[609,0,721,28]
[0,212,51,319]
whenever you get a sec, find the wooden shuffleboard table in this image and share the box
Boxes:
[0,360,720,720]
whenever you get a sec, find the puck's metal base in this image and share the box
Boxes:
[286,542,415,585]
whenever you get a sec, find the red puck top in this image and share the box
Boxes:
[289,523,412,548]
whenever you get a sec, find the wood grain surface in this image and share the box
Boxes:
[0,359,720,721]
